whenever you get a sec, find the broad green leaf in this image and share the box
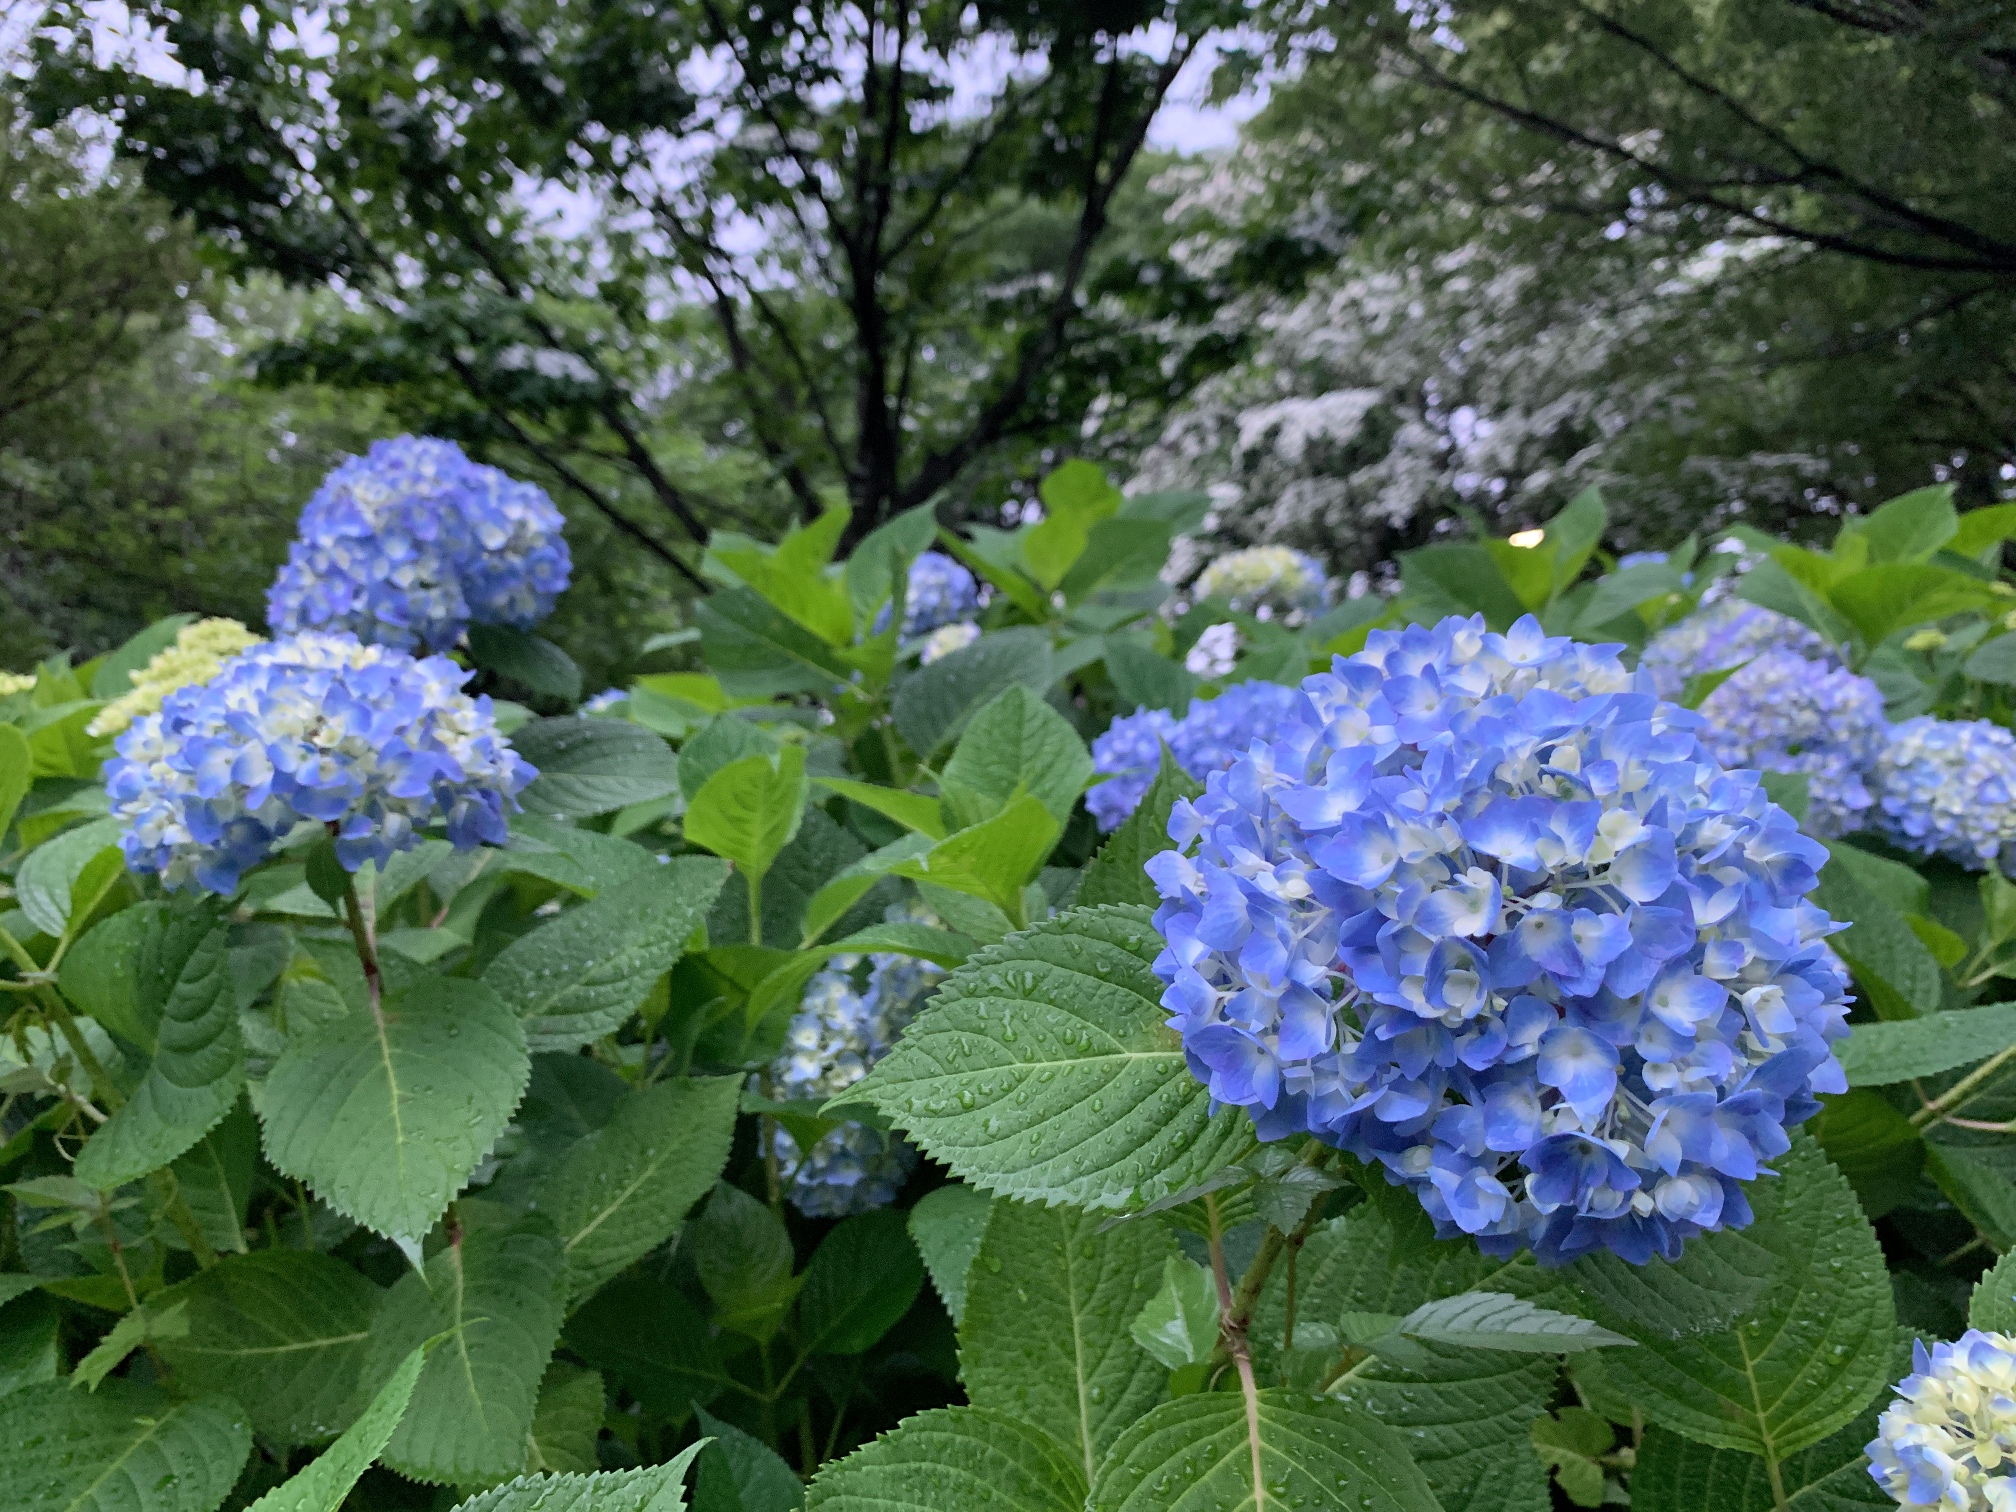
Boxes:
[1843,484,1960,564]
[814,776,946,839]
[1024,460,1122,589]
[1830,563,1998,650]
[538,1075,740,1296]
[1812,1089,1926,1220]
[1925,1139,2016,1248]
[17,815,122,937]
[468,625,584,703]
[698,585,852,698]
[1737,559,1850,646]
[1813,857,1942,1019]
[484,858,729,1052]
[1954,502,2016,561]
[806,1408,1084,1512]
[939,686,1093,829]
[1077,748,1201,910]
[692,1404,804,1512]
[797,1209,925,1356]
[889,793,1058,920]
[1128,1255,1219,1369]
[56,897,159,1047]
[1395,1292,1632,1354]
[891,627,1056,756]
[686,748,809,890]
[75,916,241,1190]
[845,502,940,627]
[515,718,683,819]
[260,977,531,1242]
[961,1199,1171,1482]
[0,1290,60,1396]
[451,1444,706,1512]
[1398,543,1527,628]
[1058,517,1176,605]
[907,1183,992,1326]
[504,816,662,897]
[1103,640,1196,714]
[244,1345,428,1512]
[711,507,854,645]
[565,1279,730,1423]
[0,1379,251,1512]
[150,1250,384,1446]
[1964,633,2016,685]
[1971,1248,2016,1333]
[1529,1409,1612,1509]
[1573,561,1688,633]
[1542,487,1608,593]
[525,1363,605,1474]
[90,614,197,700]
[1572,1136,1894,1460]
[1088,1390,1443,1512]
[1836,1005,2016,1085]
[690,1182,798,1340]
[0,722,32,842]
[852,905,1250,1209]
[678,716,778,802]
[364,1206,566,1485]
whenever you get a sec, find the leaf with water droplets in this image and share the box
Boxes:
[847,905,1248,1211]
[448,1441,708,1511]
[244,1344,427,1512]
[806,1407,1085,1512]
[0,1377,251,1512]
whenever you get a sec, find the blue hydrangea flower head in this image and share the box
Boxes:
[1639,598,1832,700]
[268,436,571,652]
[106,631,535,895]
[1867,1330,2016,1510]
[1875,717,2016,873]
[768,910,944,1216]
[900,551,981,639]
[1696,650,1886,838]
[1147,613,1850,1265]
[1195,546,1333,622]
[1088,681,1302,831]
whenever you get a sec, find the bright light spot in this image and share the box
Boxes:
[1507,529,1546,549]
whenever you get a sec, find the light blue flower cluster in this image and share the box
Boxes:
[1639,598,1831,700]
[1146,614,1851,1265]
[1696,650,1887,838]
[1195,546,1333,622]
[1867,1331,2016,1510]
[267,436,571,652]
[106,632,535,895]
[770,934,943,1217]
[1088,681,1303,831]
[899,551,981,640]
[1875,718,2016,873]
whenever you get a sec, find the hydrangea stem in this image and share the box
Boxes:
[340,872,383,1019]
[1911,1043,2016,1127]
[1206,1193,1267,1512]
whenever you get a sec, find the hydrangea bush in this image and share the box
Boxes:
[6,466,2016,1512]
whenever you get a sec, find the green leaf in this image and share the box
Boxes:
[1737,559,1851,646]
[1844,484,1960,564]
[678,716,778,803]
[690,1182,799,1340]
[1812,1090,1926,1220]
[1836,1005,2016,1085]
[891,627,1056,756]
[1393,1292,1632,1354]
[686,748,809,889]
[1088,1390,1443,1512]
[699,585,851,698]
[169,1099,256,1256]
[1398,543,1528,628]
[0,1379,251,1512]
[90,614,196,701]
[515,718,684,819]
[1830,563,1999,650]
[1571,1136,1894,1460]
[1971,1248,2016,1334]
[806,1408,1085,1512]
[888,793,1059,919]
[961,1198,1171,1482]
[539,1075,741,1297]
[939,686,1093,829]
[846,503,940,628]
[56,900,166,1045]
[259,977,531,1242]
[0,722,32,842]
[1925,1139,2016,1248]
[565,1280,728,1424]
[1529,1409,1612,1510]
[711,507,854,646]
[1103,641,1197,714]
[525,1363,605,1475]
[243,1345,428,1512]
[1963,633,2016,685]
[505,816,665,897]
[907,1183,992,1327]
[75,916,240,1190]
[484,858,729,1052]
[1077,748,1201,910]
[364,1206,566,1485]
[692,1405,804,1512]
[468,624,584,703]
[1813,855,1943,1019]
[1953,502,2016,560]
[451,1444,707,1512]
[1024,460,1122,589]
[1573,562,1688,633]
[1058,518,1175,606]
[1128,1255,1220,1369]
[18,816,123,937]
[797,1208,925,1356]
[853,905,1249,1209]
[150,1250,383,1446]
[814,777,947,839]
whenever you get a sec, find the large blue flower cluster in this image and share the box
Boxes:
[1146,614,1851,1265]
[769,933,942,1217]
[899,551,981,640]
[1696,650,1887,838]
[267,436,571,652]
[106,632,535,895]
[1874,717,2016,873]
[1640,598,1831,700]
[1867,1330,2016,1509]
[1088,681,1302,831]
